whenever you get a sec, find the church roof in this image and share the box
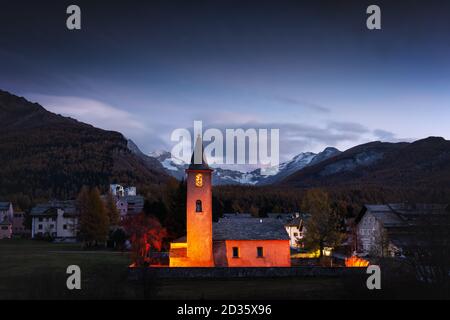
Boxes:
[213,217,290,241]
[188,135,211,171]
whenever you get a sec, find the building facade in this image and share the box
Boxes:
[0,202,13,222]
[109,184,144,219]
[0,202,15,239]
[12,211,29,237]
[0,219,12,239]
[356,203,449,257]
[31,201,78,240]
[268,213,310,249]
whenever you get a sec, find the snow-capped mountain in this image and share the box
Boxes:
[149,147,341,185]
[147,150,261,184]
[257,147,341,185]
[150,151,186,180]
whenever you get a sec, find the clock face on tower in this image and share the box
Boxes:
[195,173,203,187]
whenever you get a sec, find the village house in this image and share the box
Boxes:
[0,203,30,238]
[0,218,12,239]
[268,213,310,249]
[169,137,291,267]
[355,203,450,257]
[0,202,13,222]
[0,202,14,239]
[30,201,78,241]
[29,186,144,241]
[109,184,144,218]
[12,211,29,238]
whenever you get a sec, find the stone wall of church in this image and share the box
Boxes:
[213,239,291,267]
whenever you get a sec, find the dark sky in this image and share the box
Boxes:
[1,0,450,167]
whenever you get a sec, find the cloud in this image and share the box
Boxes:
[177,120,371,164]
[327,121,369,134]
[373,129,414,143]
[24,94,148,133]
[373,129,396,141]
[274,96,330,113]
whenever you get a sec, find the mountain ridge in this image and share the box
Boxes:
[151,147,342,185]
[0,89,170,200]
[279,137,450,188]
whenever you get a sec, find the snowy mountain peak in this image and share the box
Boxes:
[149,150,169,158]
[150,147,341,186]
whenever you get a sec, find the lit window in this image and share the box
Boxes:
[232,247,239,258]
[257,247,264,258]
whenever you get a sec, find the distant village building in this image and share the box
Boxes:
[0,218,12,239]
[268,213,310,249]
[110,184,137,197]
[109,184,144,218]
[0,202,13,222]
[29,186,144,241]
[0,202,14,239]
[12,211,29,237]
[30,201,78,241]
[169,137,291,267]
[356,203,449,257]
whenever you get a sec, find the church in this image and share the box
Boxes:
[169,137,291,267]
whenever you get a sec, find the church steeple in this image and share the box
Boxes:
[188,134,212,171]
[184,134,214,267]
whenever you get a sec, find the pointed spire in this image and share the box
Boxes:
[188,134,211,170]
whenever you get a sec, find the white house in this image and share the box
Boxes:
[0,202,13,222]
[31,201,78,240]
[110,184,137,197]
[268,213,310,249]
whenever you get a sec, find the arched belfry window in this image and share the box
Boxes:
[196,200,202,212]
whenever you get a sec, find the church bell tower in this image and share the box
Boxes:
[185,135,214,267]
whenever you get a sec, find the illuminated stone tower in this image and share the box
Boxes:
[185,135,214,267]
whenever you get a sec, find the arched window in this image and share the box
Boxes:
[196,200,202,212]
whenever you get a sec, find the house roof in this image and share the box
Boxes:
[267,213,310,226]
[0,218,12,226]
[213,216,290,241]
[222,213,309,227]
[30,200,76,216]
[222,213,253,218]
[358,203,450,228]
[0,202,11,211]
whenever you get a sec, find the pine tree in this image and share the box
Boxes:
[77,186,109,247]
[302,189,344,258]
[90,187,109,243]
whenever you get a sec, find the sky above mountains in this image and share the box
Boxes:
[1,0,450,164]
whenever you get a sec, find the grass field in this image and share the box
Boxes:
[0,240,411,300]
